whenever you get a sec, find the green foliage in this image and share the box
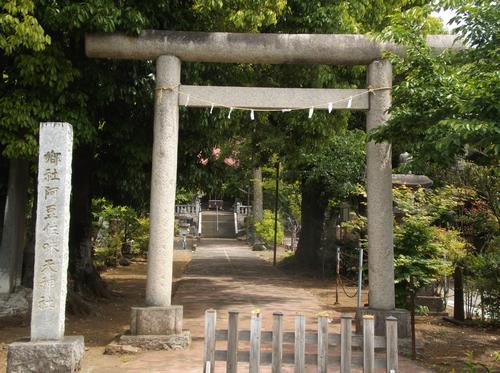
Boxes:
[461,350,497,373]
[341,210,368,249]
[300,130,366,200]
[392,186,467,307]
[0,0,50,54]
[278,180,301,231]
[0,0,146,159]
[134,216,150,255]
[415,305,429,316]
[394,216,450,292]
[451,162,500,226]
[393,184,472,227]
[465,250,500,324]
[371,0,500,166]
[427,161,500,323]
[176,188,200,204]
[91,198,149,268]
[254,209,284,246]
[192,0,286,31]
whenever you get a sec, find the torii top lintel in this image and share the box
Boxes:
[85,30,462,65]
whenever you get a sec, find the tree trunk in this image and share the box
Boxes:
[295,180,327,268]
[252,167,263,222]
[0,159,8,234]
[0,159,29,294]
[22,171,38,288]
[69,146,110,299]
[453,265,465,321]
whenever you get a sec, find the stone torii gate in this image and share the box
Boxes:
[86,31,460,341]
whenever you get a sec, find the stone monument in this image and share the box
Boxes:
[7,123,84,373]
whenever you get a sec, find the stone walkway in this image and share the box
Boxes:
[83,239,430,372]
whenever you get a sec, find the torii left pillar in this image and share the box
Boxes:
[122,55,190,349]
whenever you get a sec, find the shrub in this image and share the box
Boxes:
[131,216,149,255]
[91,198,150,268]
[254,209,284,246]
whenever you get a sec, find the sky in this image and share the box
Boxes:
[432,9,459,31]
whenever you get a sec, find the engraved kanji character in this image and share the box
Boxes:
[44,150,62,166]
[44,186,59,200]
[41,258,57,273]
[43,168,60,182]
[44,204,57,220]
[42,222,59,236]
[38,274,56,289]
[38,295,55,310]
[42,241,59,255]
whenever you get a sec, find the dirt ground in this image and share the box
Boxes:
[1,245,498,372]
[0,250,192,373]
[256,247,500,372]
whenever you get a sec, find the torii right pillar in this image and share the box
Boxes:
[356,59,411,337]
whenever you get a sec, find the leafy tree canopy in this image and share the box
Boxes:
[371,0,499,167]
[0,0,50,54]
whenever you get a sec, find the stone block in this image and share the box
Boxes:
[355,307,411,337]
[130,305,183,335]
[7,336,84,373]
[119,331,191,351]
[416,295,446,312]
[0,287,32,318]
[103,344,140,355]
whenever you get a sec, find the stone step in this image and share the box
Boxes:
[201,219,235,238]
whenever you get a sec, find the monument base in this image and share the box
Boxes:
[130,305,183,335]
[119,331,191,350]
[355,307,411,337]
[7,336,84,373]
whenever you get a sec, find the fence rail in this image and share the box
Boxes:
[175,203,200,215]
[203,310,398,373]
[235,203,252,216]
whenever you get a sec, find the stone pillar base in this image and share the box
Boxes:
[355,307,411,337]
[127,305,190,350]
[7,336,84,373]
[131,305,183,335]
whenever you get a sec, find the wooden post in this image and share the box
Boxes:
[386,316,398,372]
[294,315,305,373]
[272,312,283,373]
[318,314,329,373]
[341,314,352,373]
[250,310,261,373]
[227,311,239,373]
[204,309,216,373]
[363,315,374,373]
